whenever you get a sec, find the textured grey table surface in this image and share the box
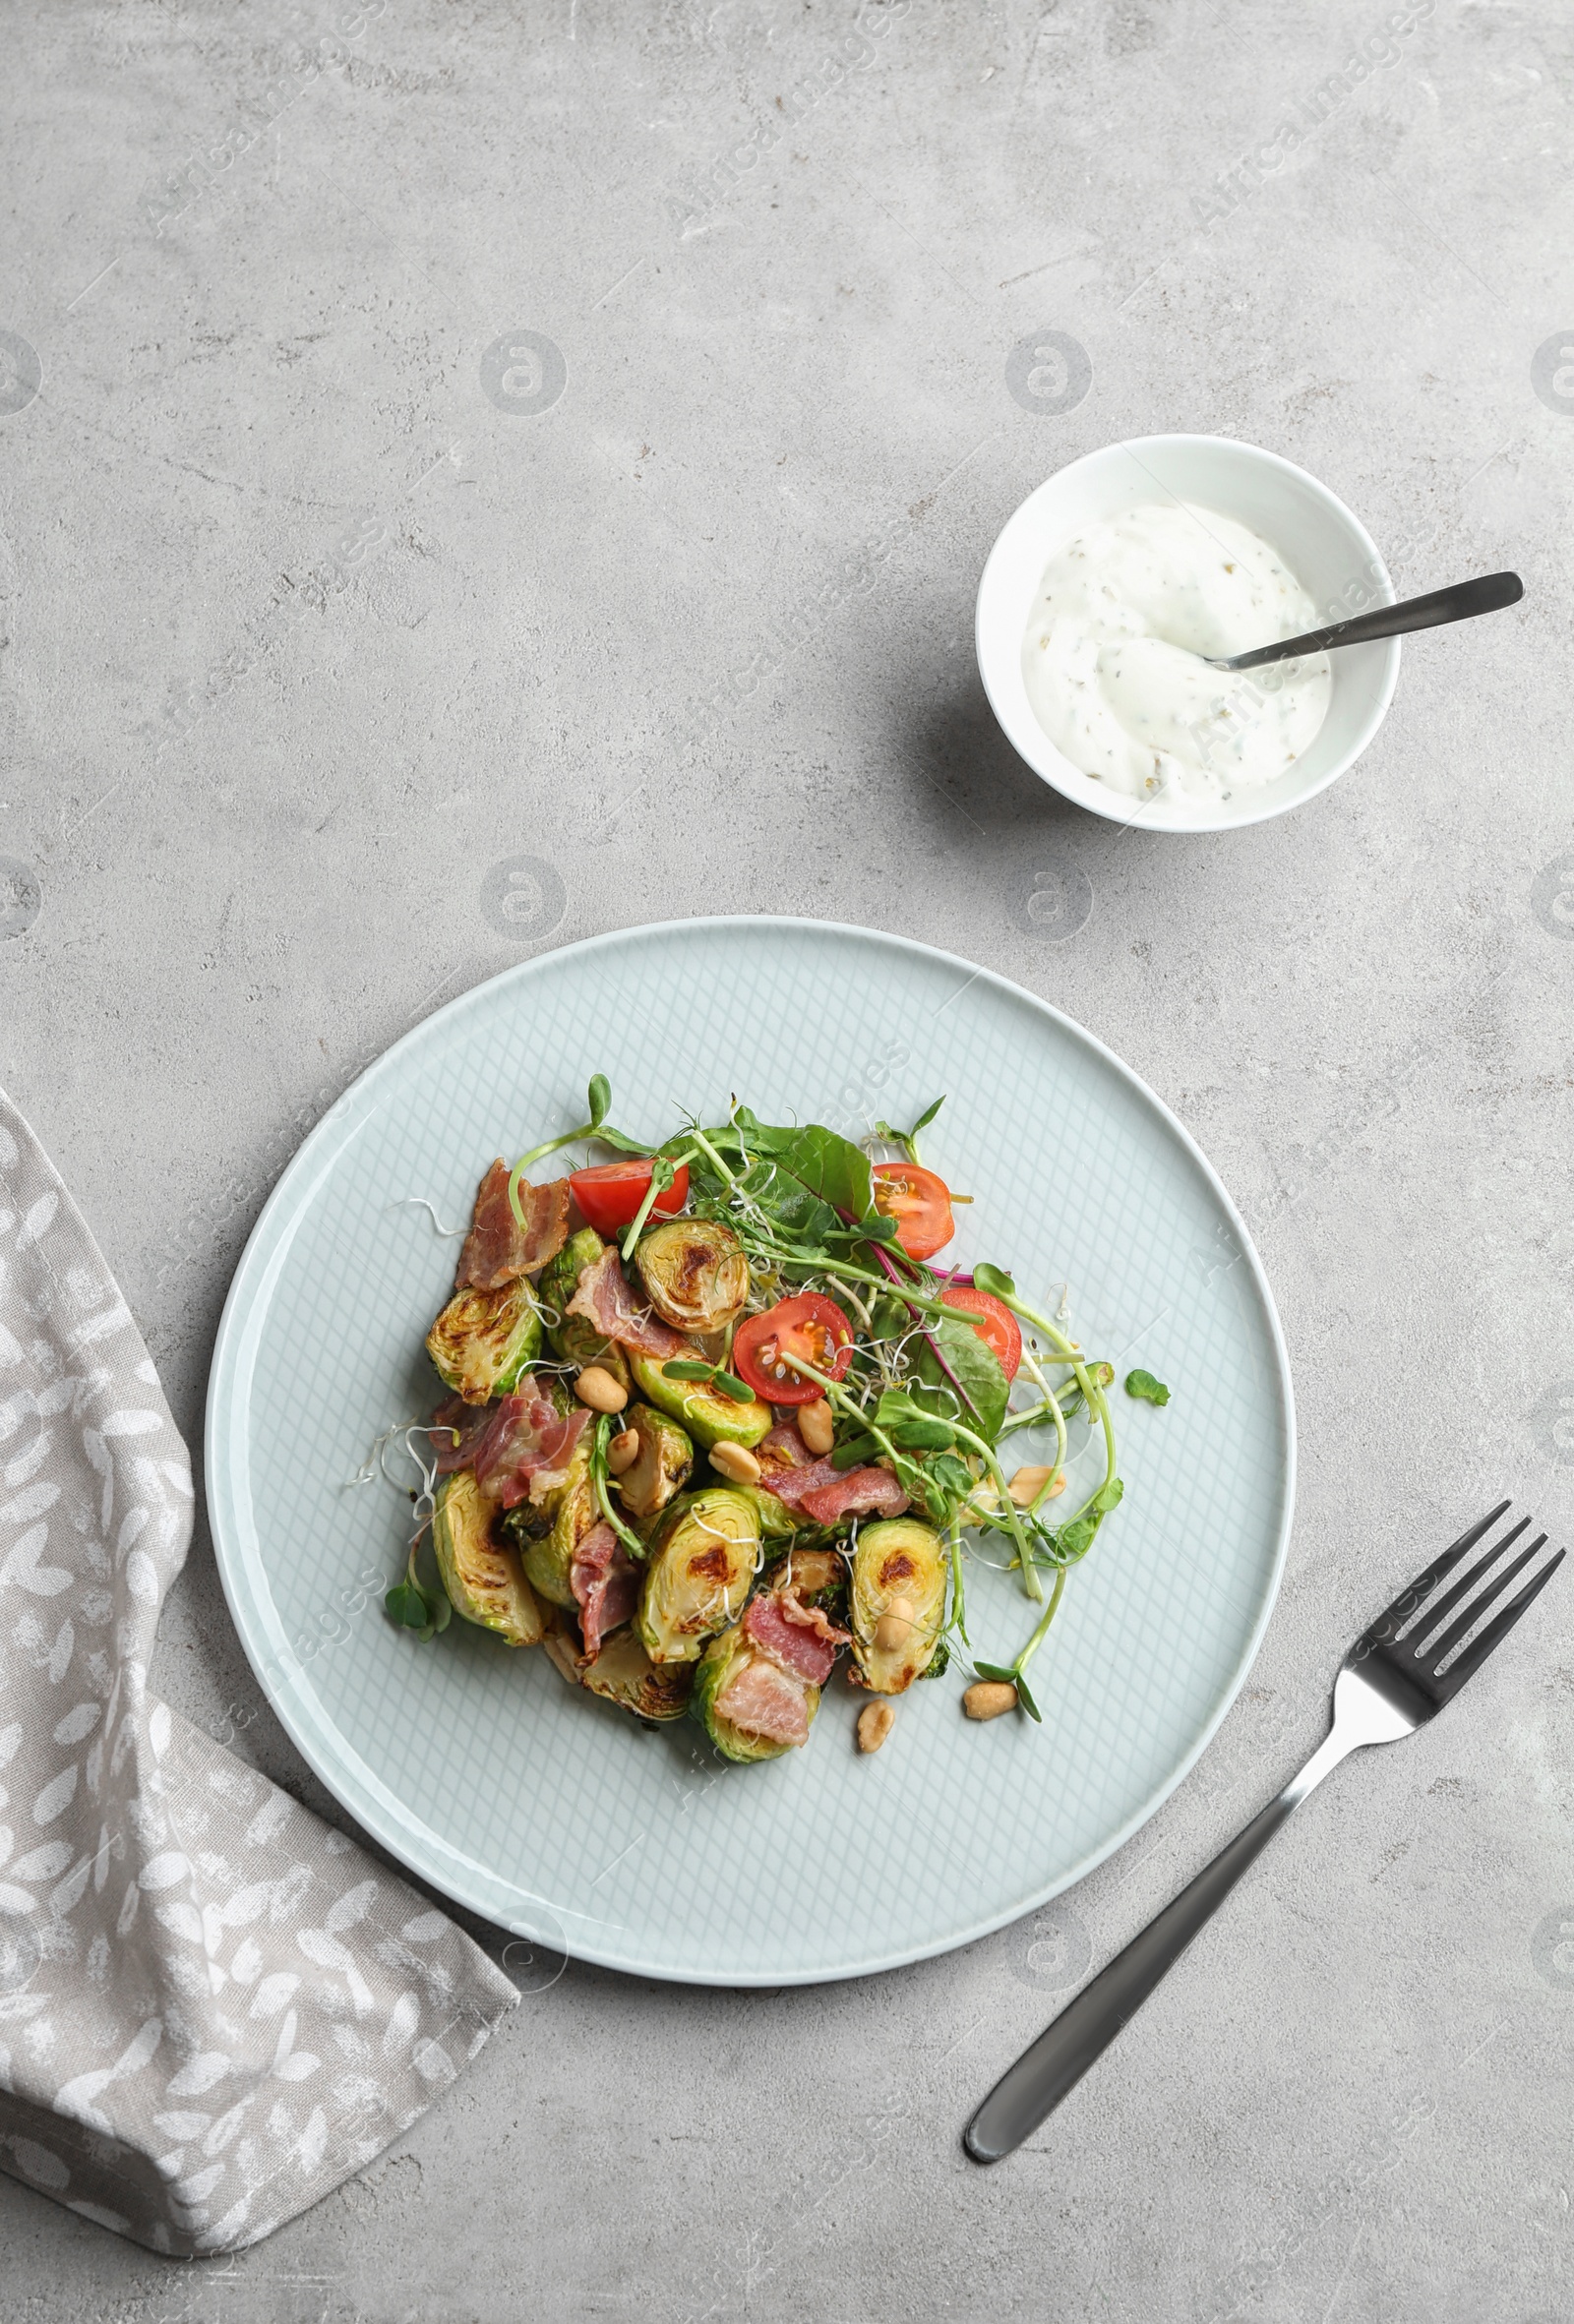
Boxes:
[3,2,1573,2317]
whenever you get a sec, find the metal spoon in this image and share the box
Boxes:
[1205,568,1523,673]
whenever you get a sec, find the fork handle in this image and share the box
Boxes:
[964,1728,1354,2162]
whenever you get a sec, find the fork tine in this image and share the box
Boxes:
[1420,1534,1546,1670]
[1434,1548,1565,1697]
[1405,1515,1533,1647]
[1364,1499,1513,1640]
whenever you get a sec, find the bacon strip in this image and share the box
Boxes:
[757,1422,814,1476]
[566,1247,689,1361]
[757,1455,838,1512]
[796,1467,910,1525]
[571,1520,643,1658]
[779,1587,850,1648]
[456,1162,571,1291]
[714,1654,811,1748]
[744,1593,844,1687]
[435,1384,587,1509]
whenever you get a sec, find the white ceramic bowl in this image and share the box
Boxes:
[976,433,1400,833]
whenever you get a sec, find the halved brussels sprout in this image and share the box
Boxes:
[693,1623,819,1763]
[586,1626,696,1720]
[637,1487,759,1664]
[764,1543,847,1615]
[537,1223,604,1319]
[627,1350,772,1451]
[514,1437,595,1610]
[542,1611,695,1720]
[541,1610,584,1689]
[432,1469,543,1646]
[425,1277,543,1405]
[616,1402,694,1520]
[850,1517,946,1695]
[635,1219,750,1335]
[538,1225,629,1380]
[732,1481,799,1540]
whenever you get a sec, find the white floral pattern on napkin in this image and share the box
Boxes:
[0,1090,518,2255]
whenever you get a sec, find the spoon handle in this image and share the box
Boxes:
[1218,568,1524,672]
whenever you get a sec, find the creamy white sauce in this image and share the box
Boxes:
[1021,501,1331,810]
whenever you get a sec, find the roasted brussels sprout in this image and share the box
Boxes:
[616,1402,694,1520]
[693,1622,820,1763]
[627,1351,772,1451]
[732,1481,799,1540]
[593,1628,695,1719]
[637,1487,759,1663]
[541,1609,584,1689]
[849,1518,947,1694]
[538,1225,629,1382]
[542,1611,694,1720]
[513,1437,595,1610]
[432,1469,543,1646]
[425,1277,543,1405]
[765,1543,847,1614]
[634,1219,750,1335]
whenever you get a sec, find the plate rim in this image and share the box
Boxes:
[205,913,1296,1986]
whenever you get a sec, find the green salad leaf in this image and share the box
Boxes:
[1125,1368,1171,1406]
[775,1124,876,1222]
[909,1312,1009,1443]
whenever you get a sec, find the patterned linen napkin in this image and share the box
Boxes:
[0,1089,518,2255]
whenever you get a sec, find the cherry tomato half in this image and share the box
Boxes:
[732,1293,855,1406]
[940,1284,1022,1382]
[871,1161,954,1261]
[570,1159,690,1237]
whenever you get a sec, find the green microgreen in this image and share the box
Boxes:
[1125,1368,1171,1406]
[620,1149,697,1260]
[508,1074,648,1227]
[658,1356,755,1404]
[589,1411,646,1559]
[872,1094,945,1164]
[385,1532,452,1643]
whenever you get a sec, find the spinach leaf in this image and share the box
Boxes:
[730,1154,840,1249]
[909,1312,1009,1443]
[719,1113,880,1240]
[772,1124,875,1222]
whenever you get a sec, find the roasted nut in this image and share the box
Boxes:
[575,1366,628,1413]
[605,1427,639,1474]
[857,1701,895,1753]
[873,1594,916,1653]
[963,1680,1018,1721]
[798,1398,835,1456]
[1008,1464,1065,1508]
[708,1440,761,1485]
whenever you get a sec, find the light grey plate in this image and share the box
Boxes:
[206,918,1294,1986]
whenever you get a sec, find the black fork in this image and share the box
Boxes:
[964,1503,1564,2163]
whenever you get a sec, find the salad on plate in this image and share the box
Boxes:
[366,1079,1166,1765]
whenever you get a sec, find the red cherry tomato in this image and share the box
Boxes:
[570,1159,690,1237]
[871,1162,954,1261]
[732,1293,855,1406]
[939,1284,1022,1382]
